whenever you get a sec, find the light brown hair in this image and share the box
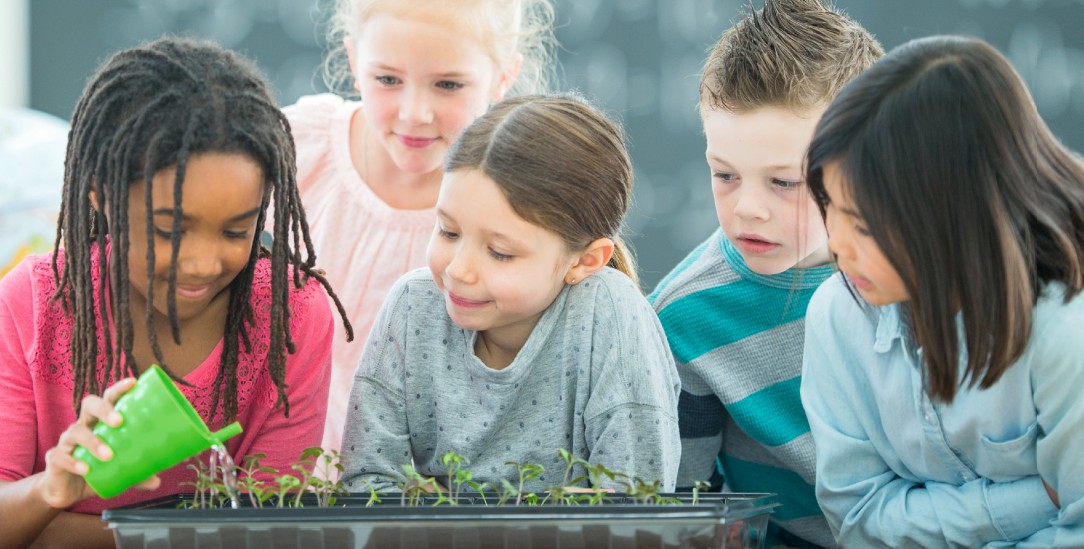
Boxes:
[700,0,883,113]
[445,94,640,288]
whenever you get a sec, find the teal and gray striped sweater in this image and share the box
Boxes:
[649,229,835,548]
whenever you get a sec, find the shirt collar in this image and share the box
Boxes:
[873,302,906,354]
[719,233,834,290]
[872,301,969,372]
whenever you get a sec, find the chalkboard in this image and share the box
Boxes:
[29,0,1084,288]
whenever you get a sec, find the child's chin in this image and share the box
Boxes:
[446,310,487,333]
[743,256,792,276]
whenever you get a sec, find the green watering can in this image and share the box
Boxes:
[73,364,242,498]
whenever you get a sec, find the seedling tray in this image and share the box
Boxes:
[103,492,776,548]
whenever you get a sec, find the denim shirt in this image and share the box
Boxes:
[801,274,1084,547]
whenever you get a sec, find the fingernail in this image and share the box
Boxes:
[108,412,122,426]
[75,462,89,474]
[99,445,113,461]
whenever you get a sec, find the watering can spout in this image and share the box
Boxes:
[211,422,243,445]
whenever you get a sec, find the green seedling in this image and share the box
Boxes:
[548,449,593,505]
[236,453,275,508]
[692,480,712,506]
[442,451,474,502]
[398,464,442,506]
[364,480,383,508]
[180,446,698,511]
[274,474,300,508]
[505,460,545,505]
[467,480,490,505]
[497,479,518,505]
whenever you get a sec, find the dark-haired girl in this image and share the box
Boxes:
[801,35,1084,547]
[0,36,350,547]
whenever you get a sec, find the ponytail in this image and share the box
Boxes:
[606,237,640,291]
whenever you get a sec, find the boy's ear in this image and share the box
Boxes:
[564,237,614,285]
[494,53,523,102]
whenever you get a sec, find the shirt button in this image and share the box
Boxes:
[924,414,932,422]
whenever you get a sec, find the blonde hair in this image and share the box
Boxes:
[324,0,556,98]
[700,0,882,113]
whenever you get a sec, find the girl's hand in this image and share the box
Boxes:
[37,378,161,508]
[1044,480,1060,509]
[420,479,446,494]
[560,486,615,494]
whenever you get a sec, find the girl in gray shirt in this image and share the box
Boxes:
[341,95,681,494]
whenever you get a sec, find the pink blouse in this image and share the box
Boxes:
[0,243,333,513]
[284,93,435,454]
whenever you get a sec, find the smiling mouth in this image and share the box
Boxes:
[449,293,488,308]
[175,285,212,300]
[397,135,437,149]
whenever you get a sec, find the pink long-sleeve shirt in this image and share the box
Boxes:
[0,243,333,514]
[284,93,435,454]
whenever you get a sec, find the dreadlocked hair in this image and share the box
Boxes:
[53,35,353,421]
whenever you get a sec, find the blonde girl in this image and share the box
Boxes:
[285,0,557,455]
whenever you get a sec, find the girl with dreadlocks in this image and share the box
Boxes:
[0,36,351,547]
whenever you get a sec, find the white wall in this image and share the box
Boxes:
[0,0,29,108]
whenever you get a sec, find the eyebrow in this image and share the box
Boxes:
[370,63,472,79]
[706,155,800,172]
[152,208,260,222]
[436,209,522,245]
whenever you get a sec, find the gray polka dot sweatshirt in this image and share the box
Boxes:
[341,267,681,494]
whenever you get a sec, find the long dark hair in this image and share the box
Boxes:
[55,36,352,420]
[807,35,1084,402]
[445,94,639,287]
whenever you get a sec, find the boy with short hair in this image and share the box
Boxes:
[649,1,882,546]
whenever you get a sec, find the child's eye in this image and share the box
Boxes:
[374,75,399,86]
[224,230,250,240]
[772,178,800,189]
[713,172,738,182]
[436,80,464,91]
[438,228,459,240]
[154,228,175,240]
[855,224,872,236]
[489,249,513,262]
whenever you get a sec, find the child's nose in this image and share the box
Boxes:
[733,188,769,221]
[445,249,477,284]
[176,244,223,279]
[399,88,434,125]
[825,214,851,259]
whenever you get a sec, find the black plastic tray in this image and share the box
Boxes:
[103,492,776,548]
